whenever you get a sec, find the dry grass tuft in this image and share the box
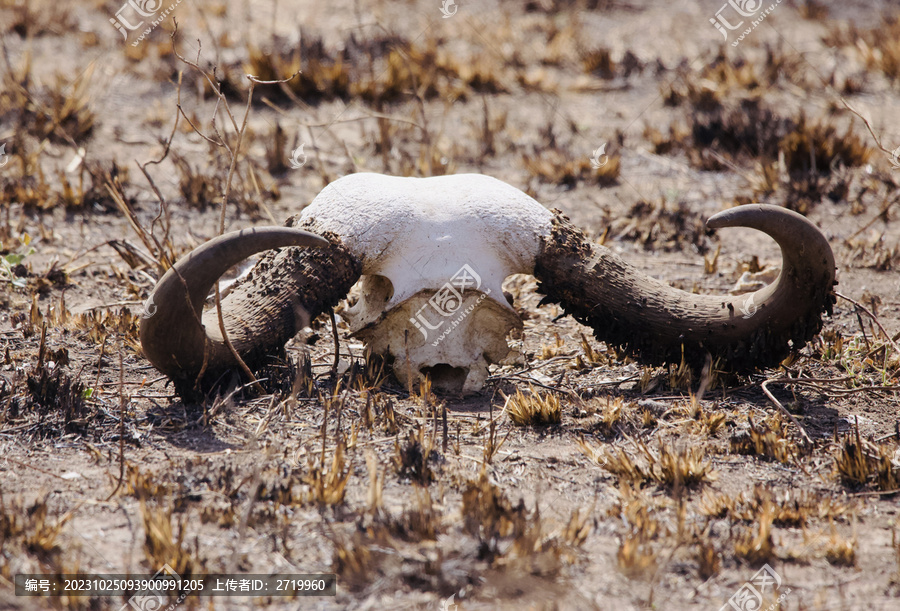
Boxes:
[229,34,506,107]
[140,501,203,577]
[305,438,352,505]
[613,493,663,577]
[824,529,857,567]
[0,493,73,581]
[834,428,900,491]
[695,541,721,580]
[0,0,75,37]
[825,16,900,82]
[779,114,872,174]
[580,438,716,489]
[610,198,717,255]
[503,386,561,426]
[126,465,169,501]
[733,501,776,564]
[729,415,798,464]
[462,470,586,572]
[522,147,620,187]
[0,361,103,439]
[729,484,849,528]
[0,55,95,143]
[655,51,870,212]
[330,527,385,590]
[572,333,611,370]
[393,426,438,485]
[652,441,717,488]
[388,485,442,542]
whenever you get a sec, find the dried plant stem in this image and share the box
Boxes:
[841,97,896,160]
[106,349,127,501]
[835,291,900,354]
[761,377,813,445]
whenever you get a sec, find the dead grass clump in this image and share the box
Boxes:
[687,98,792,170]
[834,429,900,492]
[58,161,133,212]
[125,465,170,501]
[728,484,849,528]
[733,502,776,564]
[462,471,525,551]
[522,148,620,187]
[388,485,443,542]
[699,490,735,519]
[140,501,203,577]
[779,114,872,175]
[657,52,869,212]
[0,493,71,575]
[579,45,644,81]
[824,530,857,567]
[824,16,900,82]
[0,0,75,37]
[0,56,95,144]
[613,494,664,577]
[579,396,634,438]
[330,528,384,590]
[171,151,221,210]
[571,333,611,370]
[232,33,505,106]
[74,308,141,350]
[11,363,100,438]
[729,416,798,464]
[243,39,350,103]
[653,441,717,488]
[255,471,304,507]
[462,471,586,573]
[393,426,439,485]
[609,198,716,254]
[305,438,352,505]
[503,386,561,426]
[843,234,900,272]
[695,541,721,580]
[580,438,716,489]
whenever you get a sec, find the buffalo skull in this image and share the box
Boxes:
[140,173,835,398]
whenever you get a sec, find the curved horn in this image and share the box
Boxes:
[533,204,836,370]
[140,222,361,398]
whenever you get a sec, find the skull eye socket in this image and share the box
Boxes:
[350,274,393,307]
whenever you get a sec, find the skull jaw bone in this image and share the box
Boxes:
[348,290,522,394]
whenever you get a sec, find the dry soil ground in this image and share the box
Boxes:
[2,0,900,609]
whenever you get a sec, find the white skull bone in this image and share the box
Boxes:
[299,173,554,393]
